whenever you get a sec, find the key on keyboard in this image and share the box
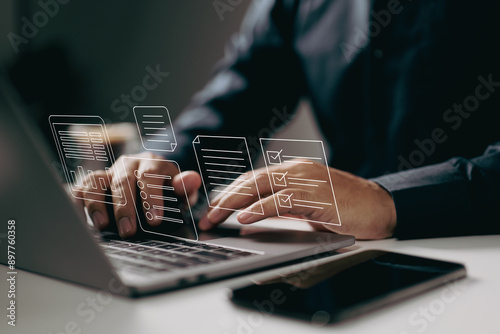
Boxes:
[99,234,258,275]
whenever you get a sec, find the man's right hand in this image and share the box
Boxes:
[75,152,202,238]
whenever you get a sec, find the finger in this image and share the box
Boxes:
[308,221,332,232]
[188,191,199,207]
[80,170,110,230]
[210,168,278,208]
[205,188,259,226]
[109,161,139,238]
[172,171,202,206]
[204,172,267,217]
[72,185,87,221]
[198,214,212,231]
[236,189,315,224]
[205,171,274,224]
[209,171,252,206]
[211,161,303,208]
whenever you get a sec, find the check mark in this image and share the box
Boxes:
[270,149,282,160]
[277,193,293,208]
[272,171,288,186]
[267,149,283,165]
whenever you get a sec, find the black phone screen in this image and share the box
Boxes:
[231,250,466,323]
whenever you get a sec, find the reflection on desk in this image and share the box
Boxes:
[1,235,498,334]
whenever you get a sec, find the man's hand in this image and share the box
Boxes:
[76,152,201,238]
[199,160,397,240]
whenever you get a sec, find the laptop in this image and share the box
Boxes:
[0,71,354,297]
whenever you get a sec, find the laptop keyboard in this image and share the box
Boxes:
[98,235,259,276]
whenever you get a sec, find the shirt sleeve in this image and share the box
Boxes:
[371,142,500,239]
[164,0,305,170]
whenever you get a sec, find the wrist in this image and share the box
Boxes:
[370,180,397,238]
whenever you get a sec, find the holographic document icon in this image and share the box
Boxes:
[133,106,177,152]
[193,135,264,215]
[49,115,126,206]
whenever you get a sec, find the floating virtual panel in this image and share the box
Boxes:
[260,138,341,226]
[133,106,177,152]
[49,115,126,206]
[193,135,264,215]
[121,156,198,241]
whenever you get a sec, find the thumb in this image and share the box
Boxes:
[172,171,202,205]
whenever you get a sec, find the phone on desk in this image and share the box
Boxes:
[230,250,466,324]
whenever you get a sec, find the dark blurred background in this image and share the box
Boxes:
[1,0,321,160]
[2,0,252,120]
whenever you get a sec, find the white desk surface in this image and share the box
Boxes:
[2,235,499,334]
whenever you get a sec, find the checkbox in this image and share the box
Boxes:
[272,171,288,187]
[277,193,293,208]
[267,149,283,165]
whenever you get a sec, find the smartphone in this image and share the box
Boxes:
[230,250,466,324]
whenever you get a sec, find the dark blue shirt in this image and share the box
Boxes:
[168,0,500,239]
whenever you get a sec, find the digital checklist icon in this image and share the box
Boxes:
[267,149,283,165]
[272,171,288,187]
[277,193,293,208]
[121,156,199,241]
[260,138,342,226]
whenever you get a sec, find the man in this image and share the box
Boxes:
[80,0,500,240]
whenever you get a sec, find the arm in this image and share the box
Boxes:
[372,142,500,239]
[167,0,305,170]
[84,1,306,237]
[200,142,500,240]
